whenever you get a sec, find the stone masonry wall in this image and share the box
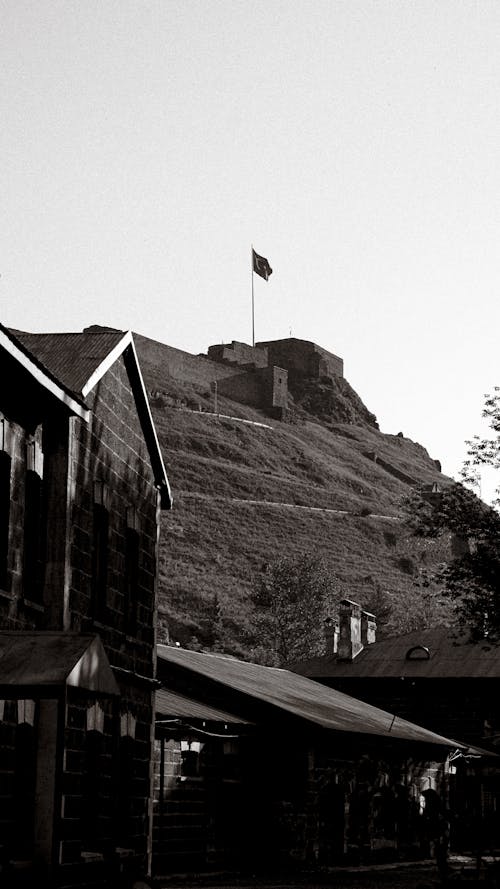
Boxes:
[257,338,344,380]
[135,333,240,390]
[68,351,159,678]
[215,371,263,406]
[58,687,154,874]
[57,350,160,874]
[207,341,268,369]
[0,407,46,631]
[135,334,285,414]
[259,366,288,410]
[135,331,343,417]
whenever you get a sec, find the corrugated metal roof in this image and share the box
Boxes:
[157,645,472,749]
[156,688,252,723]
[0,632,119,694]
[294,629,500,680]
[11,329,125,397]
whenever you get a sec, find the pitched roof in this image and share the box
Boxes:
[156,688,252,724]
[156,644,475,750]
[4,326,172,508]
[294,629,500,680]
[0,324,89,418]
[0,632,119,694]
[10,328,125,399]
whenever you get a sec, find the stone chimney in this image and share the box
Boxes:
[324,617,339,656]
[361,610,376,646]
[337,599,363,661]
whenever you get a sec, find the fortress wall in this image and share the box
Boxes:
[134,333,241,390]
[258,366,288,409]
[208,341,268,368]
[317,352,344,378]
[256,338,344,380]
[257,339,314,378]
[134,331,339,415]
[216,371,263,406]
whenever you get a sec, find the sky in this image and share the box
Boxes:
[2,0,500,499]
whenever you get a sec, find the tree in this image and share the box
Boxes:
[462,387,500,504]
[250,554,340,666]
[404,389,500,639]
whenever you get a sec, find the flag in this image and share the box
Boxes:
[252,249,273,281]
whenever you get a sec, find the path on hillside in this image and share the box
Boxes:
[160,408,418,505]
[178,490,400,521]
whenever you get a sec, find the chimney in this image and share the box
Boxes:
[337,599,363,661]
[361,611,376,646]
[324,617,339,656]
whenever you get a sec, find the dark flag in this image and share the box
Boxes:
[252,249,273,281]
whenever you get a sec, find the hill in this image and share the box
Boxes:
[133,333,453,658]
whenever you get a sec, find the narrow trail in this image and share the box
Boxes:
[177,490,400,521]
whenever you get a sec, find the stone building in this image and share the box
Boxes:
[0,325,171,887]
[293,600,500,855]
[152,644,476,877]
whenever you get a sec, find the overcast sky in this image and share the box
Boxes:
[2,0,500,498]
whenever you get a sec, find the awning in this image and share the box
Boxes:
[0,633,119,695]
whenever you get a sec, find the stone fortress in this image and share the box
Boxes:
[133,332,345,419]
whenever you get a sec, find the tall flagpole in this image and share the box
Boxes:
[251,244,255,347]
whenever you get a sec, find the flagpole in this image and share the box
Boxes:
[251,244,255,347]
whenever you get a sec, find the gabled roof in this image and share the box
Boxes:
[0,632,119,695]
[0,324,89,419]
[156,644,475,750]
[9,328,126,399]
[295,629,500,680]
[4,325,172,508]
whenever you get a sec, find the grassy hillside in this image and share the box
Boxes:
[139,345,452,657]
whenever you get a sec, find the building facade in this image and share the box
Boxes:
[0,325,171,887]
[294,600,500,856]
[152,644,472,877]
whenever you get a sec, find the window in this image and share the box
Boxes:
[23,439,45,603]
[91,481,109,620]
[124,506,140,635]
[0,449,11,588]
[0,698,38,861]
[82,718,105,850]
[180,739,203,778]
[115,733,135,846]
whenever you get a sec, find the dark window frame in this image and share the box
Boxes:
[23,464,45,604]
[0,449,11,589]
[90,482,109,621]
